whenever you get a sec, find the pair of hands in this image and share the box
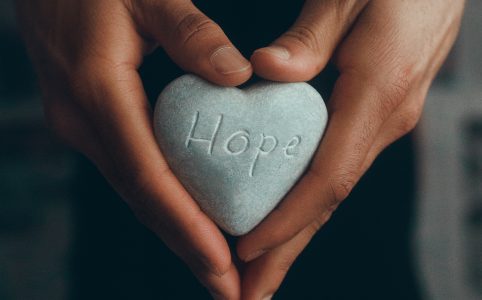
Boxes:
[16,0,464,299]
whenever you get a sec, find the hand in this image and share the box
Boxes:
[15,0,254,298]
[237,0,465,299]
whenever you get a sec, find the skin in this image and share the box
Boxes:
[15,0,465,299]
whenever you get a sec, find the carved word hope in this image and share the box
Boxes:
[185,111,302,177]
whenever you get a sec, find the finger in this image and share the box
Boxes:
[195,262,241,300]
[250,0,368,81]
[129,0,252,86]
[241,222,320,300]
[360,90,425,174]
[67,27,239,299]
[37,2,242,297]
[58,4,242,297]
[237,69,400,261]
[360,4,464,174]
[85,66,242,298]
[238,0,435,260]
[237,0,464,261]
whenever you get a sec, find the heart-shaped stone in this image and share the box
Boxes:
[154,74,327,235]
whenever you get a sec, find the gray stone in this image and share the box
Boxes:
[153,74,328,235]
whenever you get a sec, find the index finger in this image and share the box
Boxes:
[236,0,428,260]
[60,5,242,297]
[237,67,402,261]
[82,62,243,297]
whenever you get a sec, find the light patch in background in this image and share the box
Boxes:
[415,1,482,299]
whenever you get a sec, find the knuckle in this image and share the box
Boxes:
[277,256,295,273]
[337,51,413,115]
[307,217,324,236]
[181,254,215,280]
[307,167,357,213]
[306,168,342,216]
[284,24,321,53]
[387,67,411,100]
[301,216,333,249]
[377,95,402,121]
[337,65,412,120]
[334,0,353,13]
[327,171,358,207]
[375,67,411,115]
[190,255,229,280]
[276,250,298,273]
[267,224,292,247]
[346,65,411,122]
[308,211,332,236]
[69,59,129,115]
[398,104,423,134]
[175,12,219,46]
[333,0,366,23]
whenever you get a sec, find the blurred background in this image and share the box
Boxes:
[0,1,481,299]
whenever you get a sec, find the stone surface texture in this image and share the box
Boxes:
[154,74,327,235]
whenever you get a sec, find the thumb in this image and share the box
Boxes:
[130,0,252,86]
[251,0,368,82]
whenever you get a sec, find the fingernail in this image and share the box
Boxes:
[244,249,266,262]
[262,294,273,300]
[255,46,290,60]
[210,46,251,75]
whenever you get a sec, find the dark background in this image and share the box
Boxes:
[1,1,481,299]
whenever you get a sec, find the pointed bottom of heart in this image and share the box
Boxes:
[154,74,327,236]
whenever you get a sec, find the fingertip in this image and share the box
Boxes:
[139,1,253,87]
[204,45,253,86]
[241,226,316,300]
[235,238,249,262]
[236,212,288,263]
[236,235,265,263]
[184,212,234,277]
[242,249,267,263]
[213,249,234,277]
[251,43,322,82]
[254,46,291,61]
[209,46,251,76]
[205,262,241,300]
[169,42,253,87]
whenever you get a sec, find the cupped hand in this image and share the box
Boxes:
[15,0,253,298]
[237,0,465,299]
